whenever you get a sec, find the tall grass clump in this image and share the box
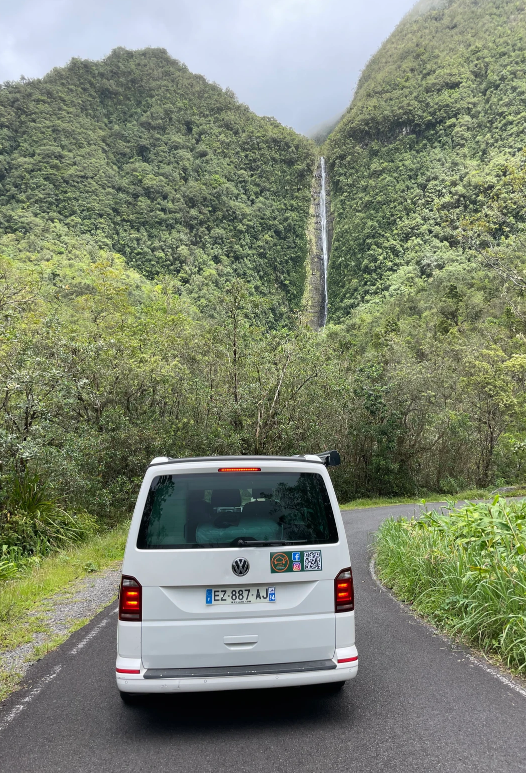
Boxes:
[375,497,526,673]
[0,474,98,579]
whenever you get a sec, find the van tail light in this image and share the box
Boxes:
[119,576,142,621]
[334,567,354,613]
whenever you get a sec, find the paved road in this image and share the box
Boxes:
[1,504,525,773]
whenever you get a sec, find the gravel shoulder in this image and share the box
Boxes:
[1,563,121,691]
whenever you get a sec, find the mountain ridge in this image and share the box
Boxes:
[0,47,315,315]
[326,0,526,317]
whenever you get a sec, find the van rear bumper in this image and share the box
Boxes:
[116,650,358,693]
[144,658,337,679]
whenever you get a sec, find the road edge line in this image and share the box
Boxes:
[369,556,526,700]
[0,665,62,732]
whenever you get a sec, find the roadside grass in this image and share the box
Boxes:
[374,497,526,675]
[340,496,436,510]
[340,490,476,510]
[0,523,128,699]
[339,487,526,510]
[0,670,23,702]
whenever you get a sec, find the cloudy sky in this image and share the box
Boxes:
[0,0,417,133]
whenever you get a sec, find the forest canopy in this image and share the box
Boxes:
[0,47,315,315]
[4,2,526,563]
[326,0,526,317]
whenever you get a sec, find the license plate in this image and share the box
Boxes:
[206,586,275,605]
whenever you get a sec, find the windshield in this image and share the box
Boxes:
[137,471,338,549]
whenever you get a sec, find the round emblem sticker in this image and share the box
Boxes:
[271,553,289,572]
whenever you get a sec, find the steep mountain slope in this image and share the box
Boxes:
[0,48,315,312]
[326,0,526,318]
[4,14,526,528]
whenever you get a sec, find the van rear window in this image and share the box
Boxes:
[137,472,338,549]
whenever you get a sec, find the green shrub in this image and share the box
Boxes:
[0,474,98,562]
[375,497,526,673]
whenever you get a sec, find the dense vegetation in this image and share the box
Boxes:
[328,0,526,671]
[0,49,315,567]
[3,218,524,573]
[317,0,526,496]
[375,497,526,673]
[4,1,526,572]
[0,48,315,314]
[0,219,341,571]
[327,0,526,313]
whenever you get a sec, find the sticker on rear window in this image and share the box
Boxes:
[270,550,322,573]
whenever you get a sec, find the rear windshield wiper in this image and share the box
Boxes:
[232,539,308,547]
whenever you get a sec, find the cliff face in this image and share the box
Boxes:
[304,158,333,330]
[326,0,526,319]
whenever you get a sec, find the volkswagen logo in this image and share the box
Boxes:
[232,557,250,577]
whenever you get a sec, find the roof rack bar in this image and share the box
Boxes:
[148,452,341,468]
[148,455,331,468]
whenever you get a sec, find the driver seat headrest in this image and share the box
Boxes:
[211,488,241,509]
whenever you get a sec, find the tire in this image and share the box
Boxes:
[319,681,346,695]
[119,691,141,704]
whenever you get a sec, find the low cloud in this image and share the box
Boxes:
[0,0,417,132]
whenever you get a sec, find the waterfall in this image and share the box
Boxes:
[320,156,329,326]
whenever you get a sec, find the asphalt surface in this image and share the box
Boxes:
[1,503,525,773]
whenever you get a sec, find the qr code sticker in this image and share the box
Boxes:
[303,550,322,571]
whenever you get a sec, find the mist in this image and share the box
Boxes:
[0,0,418,133]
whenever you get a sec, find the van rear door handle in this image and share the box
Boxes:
[223,635,258,646]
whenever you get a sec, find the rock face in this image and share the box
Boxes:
[305,157,333,330]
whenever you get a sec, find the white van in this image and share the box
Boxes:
[116,452,358,699]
